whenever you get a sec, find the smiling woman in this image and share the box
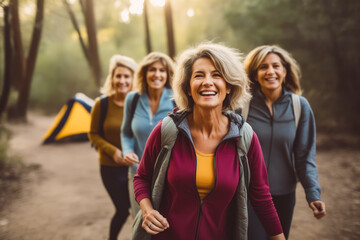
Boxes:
[255,53,287,109]
[189,58,230,112]
[121,52,175,219]
[244,45,326,240]
[132,43,286,240]
[88,54,137,240]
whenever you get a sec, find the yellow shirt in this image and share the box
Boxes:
[89,96,124,166]
[196,150,215,200]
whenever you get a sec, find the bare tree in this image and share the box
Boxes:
[0,1,11,118]
[63,0,102,87]
[6,0,45,121]
[164,0,175,59]
[144,0,152,53]
[10,0,23,90]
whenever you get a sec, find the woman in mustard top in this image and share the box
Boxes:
[89,55,137,240]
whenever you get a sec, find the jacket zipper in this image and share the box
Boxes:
[189,139,202,240]
[149,112,153,126]
[179,129,234,240]
[194,199,203,240]
[194,142,223,240]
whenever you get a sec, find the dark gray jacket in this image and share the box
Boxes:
[247,88,321,203]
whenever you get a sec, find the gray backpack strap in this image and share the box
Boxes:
[236,122,253,190]
[291,94,301,182]
[241,100,250,121]
[233,122,253,239]
[291,93,301,129]
[132,116,178,240]
[151,116,178,210]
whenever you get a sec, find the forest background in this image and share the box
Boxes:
[0,1,359,239]
[0,0,359,132]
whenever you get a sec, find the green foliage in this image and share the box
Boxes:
[30,39,97,113]
[224,0,360,131]
[2,0,358,132]
[173,0,239,53]
[25,0,152,113]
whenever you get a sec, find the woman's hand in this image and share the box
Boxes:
[123,152,140,166]
[140,198,169,235]
[113,149,123,165]
[309,200,326,219]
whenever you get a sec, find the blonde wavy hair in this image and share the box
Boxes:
[100,55,138,96]
[134,52,175,94]
[173,42,251,111]
[243,45,302,95]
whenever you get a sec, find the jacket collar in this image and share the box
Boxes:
[168,110,244,144]
[255,86,293,103]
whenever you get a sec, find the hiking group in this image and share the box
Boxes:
[88,42,326,240]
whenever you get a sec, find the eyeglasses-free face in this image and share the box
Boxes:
[189,57,230,110]
[146,61,168,91]
[256,53,287,95]
[112,66,133,95]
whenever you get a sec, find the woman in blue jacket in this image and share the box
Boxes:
[121,52,175,218]
[243,45,326,239]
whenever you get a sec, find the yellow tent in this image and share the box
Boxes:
[42,93,94,144]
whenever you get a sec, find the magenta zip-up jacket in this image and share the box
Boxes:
[134,112,282,240]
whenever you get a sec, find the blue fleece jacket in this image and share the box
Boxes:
[247,88,321,203]
[121,88,174,174]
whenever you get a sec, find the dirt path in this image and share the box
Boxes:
[0,113,359,240]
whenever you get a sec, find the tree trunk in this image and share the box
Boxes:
[164,0,175,59]
[0,5,12,117]
[12,0,45,121]
[9,0,24,89]
[144,0,152,53]
[81,0,101,87]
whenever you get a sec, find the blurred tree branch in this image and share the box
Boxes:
[63,0,102,88]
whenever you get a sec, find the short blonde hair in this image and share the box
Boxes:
[173,42,251,111]
[100,55,137,96]
[135,52,175,94]
[244,45,302,95]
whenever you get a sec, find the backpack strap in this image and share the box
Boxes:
[236,122,253,191]
[151,116,178,210]
[132,116,178,240]
[130,92,140,120]
[241,101,250,121]
[98,96,108,138]
[242,95,301,129]
[291,93,301,129]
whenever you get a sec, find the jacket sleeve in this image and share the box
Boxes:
[248,132,283,236]
[121,92,137,156]
[88,97,117,157]
[294,96,321,203]
[133,121,163,204]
